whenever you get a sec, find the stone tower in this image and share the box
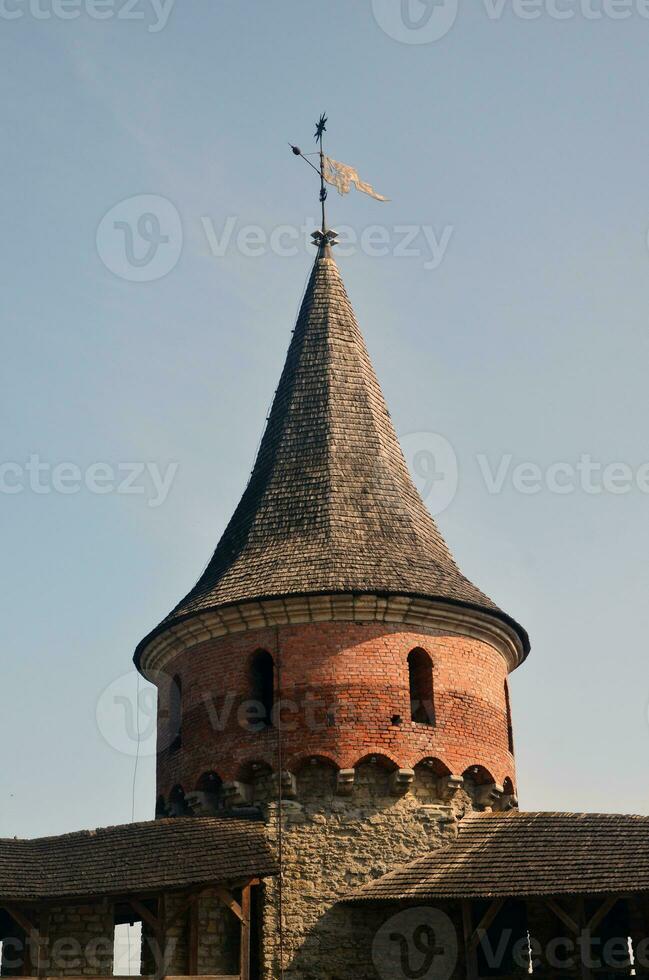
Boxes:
[134,246,529,979]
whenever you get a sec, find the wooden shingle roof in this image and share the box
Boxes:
[347,810,649,902]
[135,253,528,666]
[0,817,277,902]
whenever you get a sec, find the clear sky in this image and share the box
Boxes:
[2,0,649,839]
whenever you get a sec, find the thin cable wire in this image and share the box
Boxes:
[128,669,143,974]
[274,627,285,980]
[131,669,142,822]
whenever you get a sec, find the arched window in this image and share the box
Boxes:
[504,680,514,754]
[195,772,225,813]
[408,648,435,725]
[250,651,274,728]
[169,785,187,817]
[169,674,182,753]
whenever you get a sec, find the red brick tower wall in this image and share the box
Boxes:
[155,621,516,806]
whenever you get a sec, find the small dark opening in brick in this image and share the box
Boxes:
[250,650,275,728]
[408,648,436,726]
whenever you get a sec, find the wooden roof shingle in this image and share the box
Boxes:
[135,253,528,666]
[0,817,278,903]
[347,810,649,902]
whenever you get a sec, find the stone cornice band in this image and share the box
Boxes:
[138,593,525,680]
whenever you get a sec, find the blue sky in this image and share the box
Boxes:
[2,0,649,838]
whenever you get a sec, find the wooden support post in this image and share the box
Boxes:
[1,905,39,978]
[240,883,252,980]
[187,897,199,976]
[155,893,167,980]
[576,896,592,980]
[462,901,478,980]
[37,910,50,978]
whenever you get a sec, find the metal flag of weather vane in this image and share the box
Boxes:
[290,113,389,249]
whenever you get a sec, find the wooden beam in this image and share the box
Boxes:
[1,905,37,937]
[544,897,580,935]
[470,898,505,951]
[187,898,199,976]
[587,894,620,932]
[1,905,38,977]
[240,883,252,980]
[164,890,202,931]
[461,901,478,980]
[129,898,160,934]
[214,887,243,923]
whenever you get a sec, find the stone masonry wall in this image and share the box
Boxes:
[197,892,240,976]
[150,618,518,978]
[140,891,239,977]
[46,904,114,977]
[256,759,476,980]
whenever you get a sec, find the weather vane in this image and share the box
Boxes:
[290,113,389,251]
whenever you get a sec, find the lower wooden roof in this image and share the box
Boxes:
[347,810,649,902]
[0,817,277,903]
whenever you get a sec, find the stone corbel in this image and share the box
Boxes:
[498,792,519,812]
[336,769,356,796]
[436,775,464,801]
[272,770,297,800]
[223,781,252,808]
[474,782,505,810]
[390,768,415,796]
[185,790,223,815]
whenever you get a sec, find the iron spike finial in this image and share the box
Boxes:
[314,113,327,142]
[289,113,336,244]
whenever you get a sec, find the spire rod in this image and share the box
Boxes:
[314,112,328,235]
[290,113,338,253]
[290,114,390,252]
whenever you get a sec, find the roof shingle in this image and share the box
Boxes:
[135,253,527,665]
[347,811,649,902]
[0,817,277,902]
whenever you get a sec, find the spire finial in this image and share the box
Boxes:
[290,112,337,253]
[289,113,390,254]
[314,112,328,236]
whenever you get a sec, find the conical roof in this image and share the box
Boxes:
[135,251,528,664]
